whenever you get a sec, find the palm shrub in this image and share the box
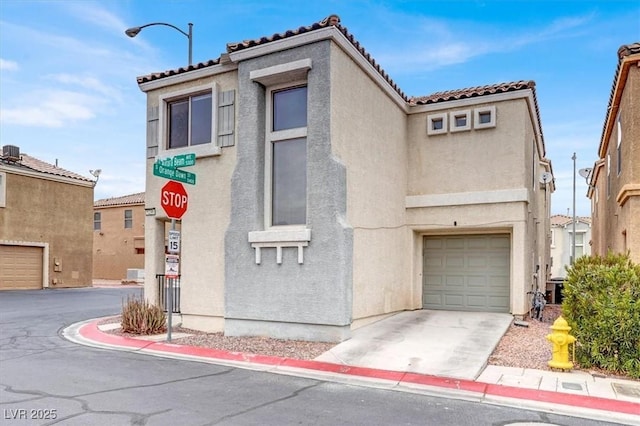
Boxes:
[562,252,640,378]
[121,295,167,335]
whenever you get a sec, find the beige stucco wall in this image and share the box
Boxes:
[93,204,145,280]
[0,171,93,288]
[405,95,545,317]
[592,60,640,263]
[143,70,238,332]
[329,43,411,324]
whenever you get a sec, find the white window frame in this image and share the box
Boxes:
[93,211,101,231]
[449,109,471,132]
[550,229,555,248]
[264,81,308,230]
[474,106,496,129]
[158,82,221,159]
[0,172,6,208]
[427,112,448,135]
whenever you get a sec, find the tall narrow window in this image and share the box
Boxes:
[168,92,212,149]
[607,154,611,198]
[93,212,101,231]
[617,112,622,176]
[124,209,133,229]
[267,85,307,226]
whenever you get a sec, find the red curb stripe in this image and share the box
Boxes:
[82,320,640,416]
[281,358,406,381]
[485,383,640,416]
[401,372,489,393]
[80,321,152,350]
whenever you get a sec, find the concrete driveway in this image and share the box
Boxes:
[316,310,513,380]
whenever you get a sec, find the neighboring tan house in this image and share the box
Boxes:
[0,145,94,290]
[93,192,145,281]
[549,215,592,279]
[136,15,553,341]
[588,42,640,263]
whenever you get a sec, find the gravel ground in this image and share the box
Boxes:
[99,305,635,380]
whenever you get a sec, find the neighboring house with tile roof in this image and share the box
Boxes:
[93,192,145,281]
[549,215,592,279]
[0,145,94,290]
[136,15,554,340]
[588,43,640,264]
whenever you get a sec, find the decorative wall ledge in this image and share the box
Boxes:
[248,229,311,264]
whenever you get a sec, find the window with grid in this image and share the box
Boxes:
[93,212,101,230]
[124,209,133,229]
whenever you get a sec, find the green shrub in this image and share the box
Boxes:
[121,295,166,335]
[562,252,640,378]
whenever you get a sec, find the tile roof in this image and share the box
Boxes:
[135,14,406,99]
[408,80,536,105]
[134,15,542,140]
[1,153,93,183]
[94,192,145,207]
[550,214,591,226]
[597,42,640,158]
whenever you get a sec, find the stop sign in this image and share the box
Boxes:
[161,181,188,219]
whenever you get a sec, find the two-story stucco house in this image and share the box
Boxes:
[93,192,145,281]
[549,215,592,279]
[588,43,640,263]
[137,15,553,341]
[0,145,94,290]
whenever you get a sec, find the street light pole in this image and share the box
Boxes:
[572,152,576,265]
[125,22,193,66]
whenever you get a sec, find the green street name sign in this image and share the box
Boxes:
[153,163,196,185]
[157,153,196,168]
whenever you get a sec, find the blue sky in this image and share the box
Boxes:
[1,0,638,216]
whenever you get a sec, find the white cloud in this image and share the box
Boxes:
[0,58,19,71]
[46,73,123,102]
[0,90,101,127]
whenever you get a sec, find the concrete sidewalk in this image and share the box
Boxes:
[63,316,640,425]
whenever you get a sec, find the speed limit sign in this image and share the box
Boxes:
[168,230,181,254]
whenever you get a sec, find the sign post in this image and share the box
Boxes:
[155,155,195,342]
[160,180,189,342]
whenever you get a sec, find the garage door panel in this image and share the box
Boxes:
[423,235,510,313]
[0,245,43,290]
[445,255,464,268]
[445,238,465,249]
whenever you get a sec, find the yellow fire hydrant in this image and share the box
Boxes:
[546,316,576,370]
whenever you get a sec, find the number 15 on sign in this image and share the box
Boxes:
[168,230,181,254]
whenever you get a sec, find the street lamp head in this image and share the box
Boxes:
[125,26,141,38]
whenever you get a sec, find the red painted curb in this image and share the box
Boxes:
[81,320,639,416]
[485,383,640,416]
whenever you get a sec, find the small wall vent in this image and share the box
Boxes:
[2,145,20,161]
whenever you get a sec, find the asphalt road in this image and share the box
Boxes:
[0,287,625,425]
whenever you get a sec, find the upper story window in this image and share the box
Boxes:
[474,106,496,129]
[168,92,212,149]
[0,172,5,208]
[427,112,447,135]
[93,212,101,231]
[156,82,235,159]
[124,209,133,229]
[616,111,622,176]
[268,85,308,227]
[449,110,471,132]
[607,153,611,198]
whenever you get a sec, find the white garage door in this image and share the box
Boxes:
[423,235,510,312]
[0,245,44,290]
